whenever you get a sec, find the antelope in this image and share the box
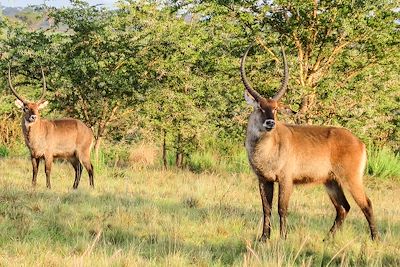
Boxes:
[8,65,94,189]
[241,44,378,241]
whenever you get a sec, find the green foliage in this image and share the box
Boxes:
[187,151,218,173]
[0,0,399,168]
[95,144,130,168]
[0,17,61,99]
[47,2,144,154]
[367,146,400,181]
[186,0,400,149]
[0,145,9,157]
[223,148,251,174]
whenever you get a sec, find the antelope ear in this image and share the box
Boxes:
[278,102,297,115]
[15,99,24,109]
[38,100,48,110]
[244,91,259,108]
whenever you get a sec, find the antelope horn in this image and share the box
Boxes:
[240,44,263,102]
[38,66,46,103]
[8,63,27,104]
[272,46,289,101]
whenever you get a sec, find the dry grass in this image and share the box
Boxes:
[128,142,159,169]
[0,115,21,146]
[0,157,399,266]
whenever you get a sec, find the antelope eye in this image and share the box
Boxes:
[23,107,29,112]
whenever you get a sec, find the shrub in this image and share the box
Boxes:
[0,145,9,158]
[187,151,218,173]
[367,146,400,181]
[223,148,251,174]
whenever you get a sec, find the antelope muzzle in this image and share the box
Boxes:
[263,119,275,130]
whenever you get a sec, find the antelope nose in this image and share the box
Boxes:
[263,119,275,129]
[29,115,37,122]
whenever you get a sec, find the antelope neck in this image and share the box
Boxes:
[23,118,42,144]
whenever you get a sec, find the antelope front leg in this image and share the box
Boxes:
[258,179,274,241]
[278,180,293,239]
[31,157,40,186]
[44,156,53,189]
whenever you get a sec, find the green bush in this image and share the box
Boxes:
[186,145,251,174]
[223,148,251,174]
[187,151,218,173]
[95,143,130,169]
[367,146,400,181]
[0,145,9,158]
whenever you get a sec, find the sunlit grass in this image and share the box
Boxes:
[0,157,399,266]
[367,146,400,181]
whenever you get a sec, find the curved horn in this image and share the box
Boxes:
[272,46,289,101]
[240,44,263,102]
[8,63,27,104]
[38,66,46,103]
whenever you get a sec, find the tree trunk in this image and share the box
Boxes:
[162,129,167,169]
[175,133,183,168]
[176,152,184,168]
[91,104,119,164]
[295,93,316,124]
[93,136,102,164]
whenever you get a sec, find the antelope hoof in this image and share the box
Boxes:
[280,232,287,240]
[371,232,380,241]
[323,235,333,242]
[258,234,269,242]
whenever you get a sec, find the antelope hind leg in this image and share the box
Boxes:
[324,179,350,240]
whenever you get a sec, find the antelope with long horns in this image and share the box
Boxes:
[241,44,377,241]
[8,64,94,189]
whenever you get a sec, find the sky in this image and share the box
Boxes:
[1,0,116,8]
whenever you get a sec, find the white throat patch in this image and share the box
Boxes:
[24,119,32,129]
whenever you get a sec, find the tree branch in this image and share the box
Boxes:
[256,37,280,63]
[293,33,305,86]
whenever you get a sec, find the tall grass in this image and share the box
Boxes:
[0,158,399,266]
[367,146,400,181]
[2,139,400,181]
[187,146,251,174]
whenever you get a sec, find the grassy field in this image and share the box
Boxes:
[0,157,399,266]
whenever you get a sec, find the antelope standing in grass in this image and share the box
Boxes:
[8,65,94,189]
[241,44,377,241]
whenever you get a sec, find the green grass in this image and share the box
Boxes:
[187,149,250,174]
[367,146,400,181]
[0,157,399,266]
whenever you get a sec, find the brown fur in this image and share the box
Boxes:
[17,102,94,189]
[245,97,378,241]
[241,44,377,241]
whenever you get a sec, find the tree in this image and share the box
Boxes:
[118,3,210,167]
[0,16,61,150]
[182,0,399,148]
[48,1,143,159]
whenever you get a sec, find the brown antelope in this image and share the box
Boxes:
[8,65,94,189]
[241,44,378,241]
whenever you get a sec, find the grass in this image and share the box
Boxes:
[0,157,399,266]
[367,146,400,181]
